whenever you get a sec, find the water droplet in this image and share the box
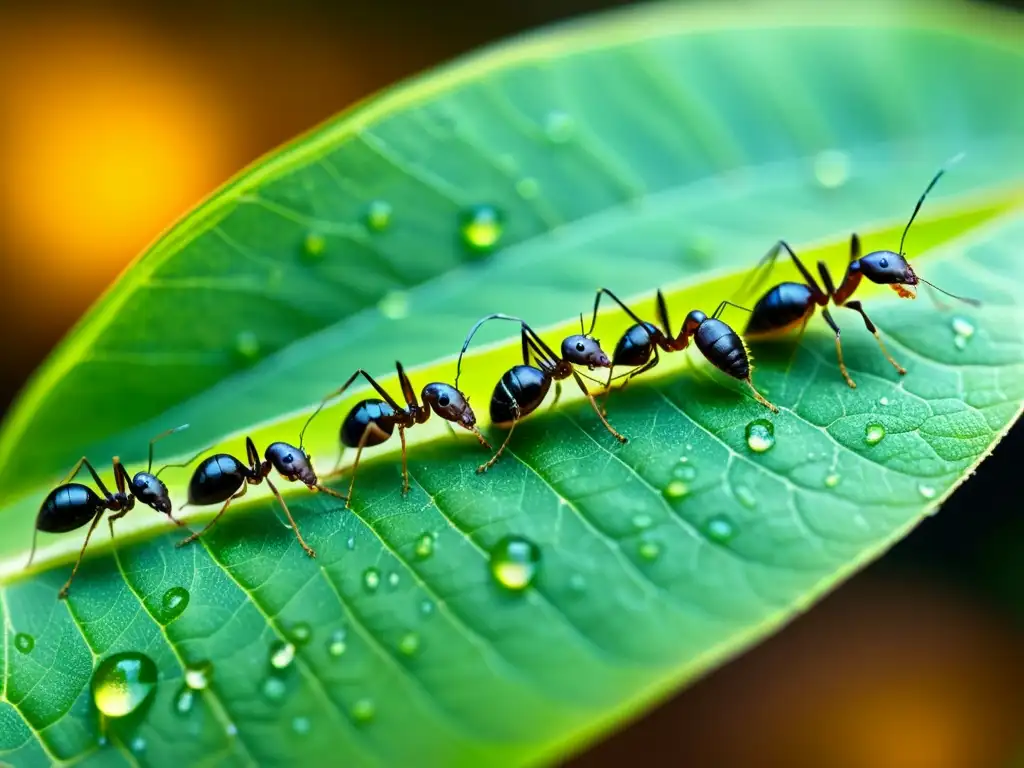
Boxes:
[918,484,937,500]
[303,231,327,260]
[569,574,587,593]
[398,632,420,656]
[673,463,697,482]
[663,480,689,500]
[489,535,541,591]
[459,205,504,252]
[327,629,347,658]
[346,536,356,550]
[184,661,212,691]
[544,110,575,143]
[91,651,158,718]
[814,149,850,189]
[269,641,296,670]
[363,568,381,593]
[377,290,409,320]
[954,335,968,350]
[420,599,435,616]
[365,200,392,232]
[414,533,434,559]
[261,676,287,702]
[864,423,886,446]
[637,540,661,561]
[289,623,312,646]
[631,514,653,530]
[879,396,890,406]
[824,473,841,489]
[951,316,974,338]
[226,722,238,737]
[130,736,146,754]
[704,515,737,543]
[745,419,776,453]
[14,633,34,654]
[351,698,376,723]
[515,177,540,199]
[292,716,311,735]
[173,685,195,716]
[387,572,400,588]
[235,331,260,361]
[161,587,190,623]
[735,486,757,509]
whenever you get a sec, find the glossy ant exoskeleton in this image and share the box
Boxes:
[29,425,194,600]
[454,314,628,473]
[299,361,490,507]
[176,428,347,557]
[742,158,979,388]
[587,289,778,412]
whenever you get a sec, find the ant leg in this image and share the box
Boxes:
[333,446,346,474]
[822,307,856,388]
[843,300,906,375]
[477,414,519,474]
[344,424,385,509]
[398,426,410,496]
[551,380,563,409]
[108,508,129,539]
[784,311,814,376]
[60,457,113,498]
[58,512,104,600]
[266,477,316,558]
[177,485,248,548]
[314,484,348,501]
[744,378,779,413]
[570,371,628,443]
[710,300,753,321]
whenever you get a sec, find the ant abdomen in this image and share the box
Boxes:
[491,365,551,427]
[37,485,104,533]
[694,318,750,380]
[188,454,249,506]
[613,323,659,368]
[340,400,397,448]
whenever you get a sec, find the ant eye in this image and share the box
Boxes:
[575,342,585,352]
[438,394,450,407]
[879,258,889,268]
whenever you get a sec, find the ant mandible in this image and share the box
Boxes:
[29,424,194,600]
[454,313,627,474]
[299,361,489,507]
[587,289,778,412]
[176,426,347,557]
[742,156,979,388]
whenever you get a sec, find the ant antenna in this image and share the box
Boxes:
[898,153,964,257]
[919,278,981,306]
[298,402,325,452]
[579,313,585,336]
[147,424,190,473]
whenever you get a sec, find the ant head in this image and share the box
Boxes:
[855,250,918,299]
[682,310,707,336]
[422,383,476,427]
[131,472,172,514]
[265,441,317,485]
[561,334,610,369]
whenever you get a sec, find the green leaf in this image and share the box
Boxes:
[2,2,1022,766]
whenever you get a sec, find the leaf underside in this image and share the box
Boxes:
[1,3,1022,767]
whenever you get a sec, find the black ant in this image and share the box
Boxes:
[454,314,628,473]
[28,425,195,600]
[741,157,979,388]
[299,361,490,507]
[586,290,778,413]
[175,423,349,557]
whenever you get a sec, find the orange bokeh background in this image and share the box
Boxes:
[0,2,1021,766]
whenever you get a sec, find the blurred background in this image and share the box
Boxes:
[0,0,1021,765]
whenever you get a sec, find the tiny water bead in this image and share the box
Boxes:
[420,599,435,616]
[631,514,653,530]
[174,686,195,716]
[346,536,356,550]
[292,716,312,735]
[704,515,737,544]
[544,110,576,143]
[364,200,393,232]
[879,396,890,407]
[184,661,212,691]
[864,423,886,446]
[813,149,851,189]
[515,177,540,199]
[161,587,190,623]
[269,641,296,670]
[130,737,147,754]
[735,486,757,509]
[91,651,159,718]
[377,290,409,320]
[226,723,239,737]
[952,316,975,350]
[637,540,661,561]
[14,633,34,654]
[414,533,435,559]
[673,463,697,482]
[302,231,327,260]
[363,568,381,593]
[235,331,261,361]
[918,484,938,500]
[328,629,347,658]
[351,698,376,724]
[387,572,400,588]
[824,473,841,489]
[745,419,776,453]
[459,205,505,252]
[489,535,541,591]
[289,623,312,646]
[262,676,287,702]
[662,480,689,500]
[398,632,421,657]
[569,574,587,593]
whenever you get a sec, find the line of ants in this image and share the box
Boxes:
[31,159,978,599]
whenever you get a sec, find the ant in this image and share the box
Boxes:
[454,313,628,474]
[586,290,778,412]
[741,157,979,388]
[175,423,349,556]
[298,361,490,507]
[28,424,195,600]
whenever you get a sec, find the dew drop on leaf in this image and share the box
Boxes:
[184,661,212,691]
[289,622,312,646]
[704,514,737,543]
[398,632,421,656]
[918,484,937,500]
[672,463,696,481]
[745,419,776,453]
[235,331,260,361]
[261,676,287,702]
[346,536,356,550]
[544,110,576,143]
[161,586,190,623]
[173,685,195,716]
[302,231,327,260]
[735,486,757,509]
[351,698,376,723]
[13,633,34,654]
[515,177,540,199]
[864,423,886,446]
[662,480,689,500]
[387,572,400,588]
[377,290,409,320]
[292,716,312,735]
[813,149,851,189]
[824,473,841,489]
[637,540,661,561]
[879,396,890,406]
[459,204,504,252]
[569,574,587,593]
[226,722,238,737]
[130,737,146,754]
[364,200,393,232]
[363,568,381,593]
[631,514,653,530]
[489,535,541,591]
[327,629,347,658]
[414,533,435,559]
[420,599,435,617]
[269,641,296,670]
[91,651,158,718]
